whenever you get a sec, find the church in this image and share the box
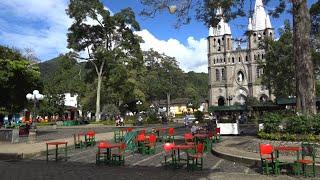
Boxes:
[208,0,274,106]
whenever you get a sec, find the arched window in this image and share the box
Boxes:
[258,54,260,60]
[239,56,241,62]
[224,58,226,63]
[262,54,264,59]
[213,59,216,64]
[222,68,226,80]
[232,57,235,63]
[256,67,260,78]
[245,56,248,61]
[216,69,220,81]
[237,71,244,82]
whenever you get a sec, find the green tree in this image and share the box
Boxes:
[140,0,316,115]
[39,54,86,117]
[66,0,142,121]
[260,21,295,98]
[143,49,185,115]
[0,46,42,114]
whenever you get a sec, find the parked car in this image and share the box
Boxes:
[184,115,196,127]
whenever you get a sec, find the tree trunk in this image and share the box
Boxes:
[95,74,102,121]
[167,93,170,116]
[293,0,316,115]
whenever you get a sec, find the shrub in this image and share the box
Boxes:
[262,113,282,133]
[281,133,297,141]
[302,134,318,142]
[285,115,310,134]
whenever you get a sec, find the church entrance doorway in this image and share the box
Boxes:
[218,97,225,106]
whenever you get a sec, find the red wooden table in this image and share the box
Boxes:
[172,144,195,163]
[46,141,68,162]
[193,134,209,139]
[98,141,122,162]
[274,146,302,161]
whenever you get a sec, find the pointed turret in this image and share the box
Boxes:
[208,8,232,36]
[249,0,272,31]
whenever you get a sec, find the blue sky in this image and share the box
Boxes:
[0,0,317,72]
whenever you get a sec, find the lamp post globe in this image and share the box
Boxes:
[168,5,177,14]
[26,90,44,132]
[26,93,33,100]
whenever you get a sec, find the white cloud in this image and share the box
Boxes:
[0,0,72,60]
[0,1,113,61]
[0,1,208,73]
[135,29,208,73]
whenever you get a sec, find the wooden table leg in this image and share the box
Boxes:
[65,143,68,161]
[46,144,48,162]
[55,144,58,161]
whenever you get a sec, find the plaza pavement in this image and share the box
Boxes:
[212,136,320,167]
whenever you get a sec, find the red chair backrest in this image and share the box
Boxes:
[168,128,174,135]
[208,131,213,138]
[139,129,146,134]
[149,134,157,143]
[137,133,145,141]
[120,143,126,150]
[163,142,175,151]
[259,144,273,155]
[87,130,95,137]
[215,127,220,135]
[98,141,107,148]
[127,127,133,132]
[197,143,204,154]
[184,133,193,140]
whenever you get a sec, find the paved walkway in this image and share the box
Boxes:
[0,131,114,158]
[213,136,320,166]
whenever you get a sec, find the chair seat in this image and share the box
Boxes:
[188,153,203,159]
[112,152,125,156]
[186,142,195,145]
[262,157,274,161]
[145,143,156,147]
[296,159,314,164]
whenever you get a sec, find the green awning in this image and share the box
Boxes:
[276,97,320,105]
[208,105,246,112]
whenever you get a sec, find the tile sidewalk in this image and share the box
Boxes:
[0,132,114,159]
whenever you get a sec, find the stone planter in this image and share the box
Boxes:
[0,129,19,143]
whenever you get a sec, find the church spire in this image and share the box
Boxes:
[208,8,231,36]
[249,0,272,31]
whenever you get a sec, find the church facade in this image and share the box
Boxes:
[208,0,274,106]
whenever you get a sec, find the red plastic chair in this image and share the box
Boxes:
[165,128,175,142]
[145,134,157,154]
[112,143,126,165]
[184,133,194,145]
[259,144,277,175]
[96,141,108,164]
[136,133,146,154]
[163,142,176,167]
[86,131,96,147]
[127,127,133,132]
[213,127,221,143]
[187,143,204,170]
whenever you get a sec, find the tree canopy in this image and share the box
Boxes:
[0,45,42,114]
[66,0,143,120]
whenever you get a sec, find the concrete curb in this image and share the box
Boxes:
[0,153,23,161]
[211,145,320,168]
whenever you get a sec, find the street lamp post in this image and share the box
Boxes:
[136,100,142,114]
[26,90,44,131]
[226,96,233,106]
